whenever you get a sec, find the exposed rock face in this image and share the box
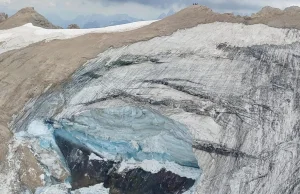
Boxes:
[67,24,80,29]
[251,6,283,18]
[284,6,300,13]
[0,7,59,29]
[17,146,44,192]
[3,4,300,194]
[0,13,8,23]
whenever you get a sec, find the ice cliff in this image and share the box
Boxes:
[12,21,300,193]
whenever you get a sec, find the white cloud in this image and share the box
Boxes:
[65,1,71,7]
[0,0,10,4]
[49,2,56,7]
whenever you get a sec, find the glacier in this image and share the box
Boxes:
[10,21,300,193]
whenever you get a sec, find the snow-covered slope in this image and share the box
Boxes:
[0,20,156,54]
[10,21,300,193]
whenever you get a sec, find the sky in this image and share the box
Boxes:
[1,0,300,20]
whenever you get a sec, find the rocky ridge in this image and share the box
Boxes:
[0,7,60,30]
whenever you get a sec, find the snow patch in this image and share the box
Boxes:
[71,183,109,194]
[35,183,71,194]
[118,158,200,179]
[27,120,51,137]
[89,153,103,161]
[0,20,156,54]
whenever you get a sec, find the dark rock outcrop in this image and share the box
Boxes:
[54,129,195,193]
[67,24,80,29]
[0,13,8,23]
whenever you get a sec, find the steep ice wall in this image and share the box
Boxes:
[12,22,300,193]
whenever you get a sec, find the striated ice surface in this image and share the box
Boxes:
[53,106,198,168]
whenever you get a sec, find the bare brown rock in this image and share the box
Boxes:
[248,6,300,29]
[17,146,44,192]
[0,124,11,160]
[284,6,300,14]
[0,7,59,29]
[251,6,283,18]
